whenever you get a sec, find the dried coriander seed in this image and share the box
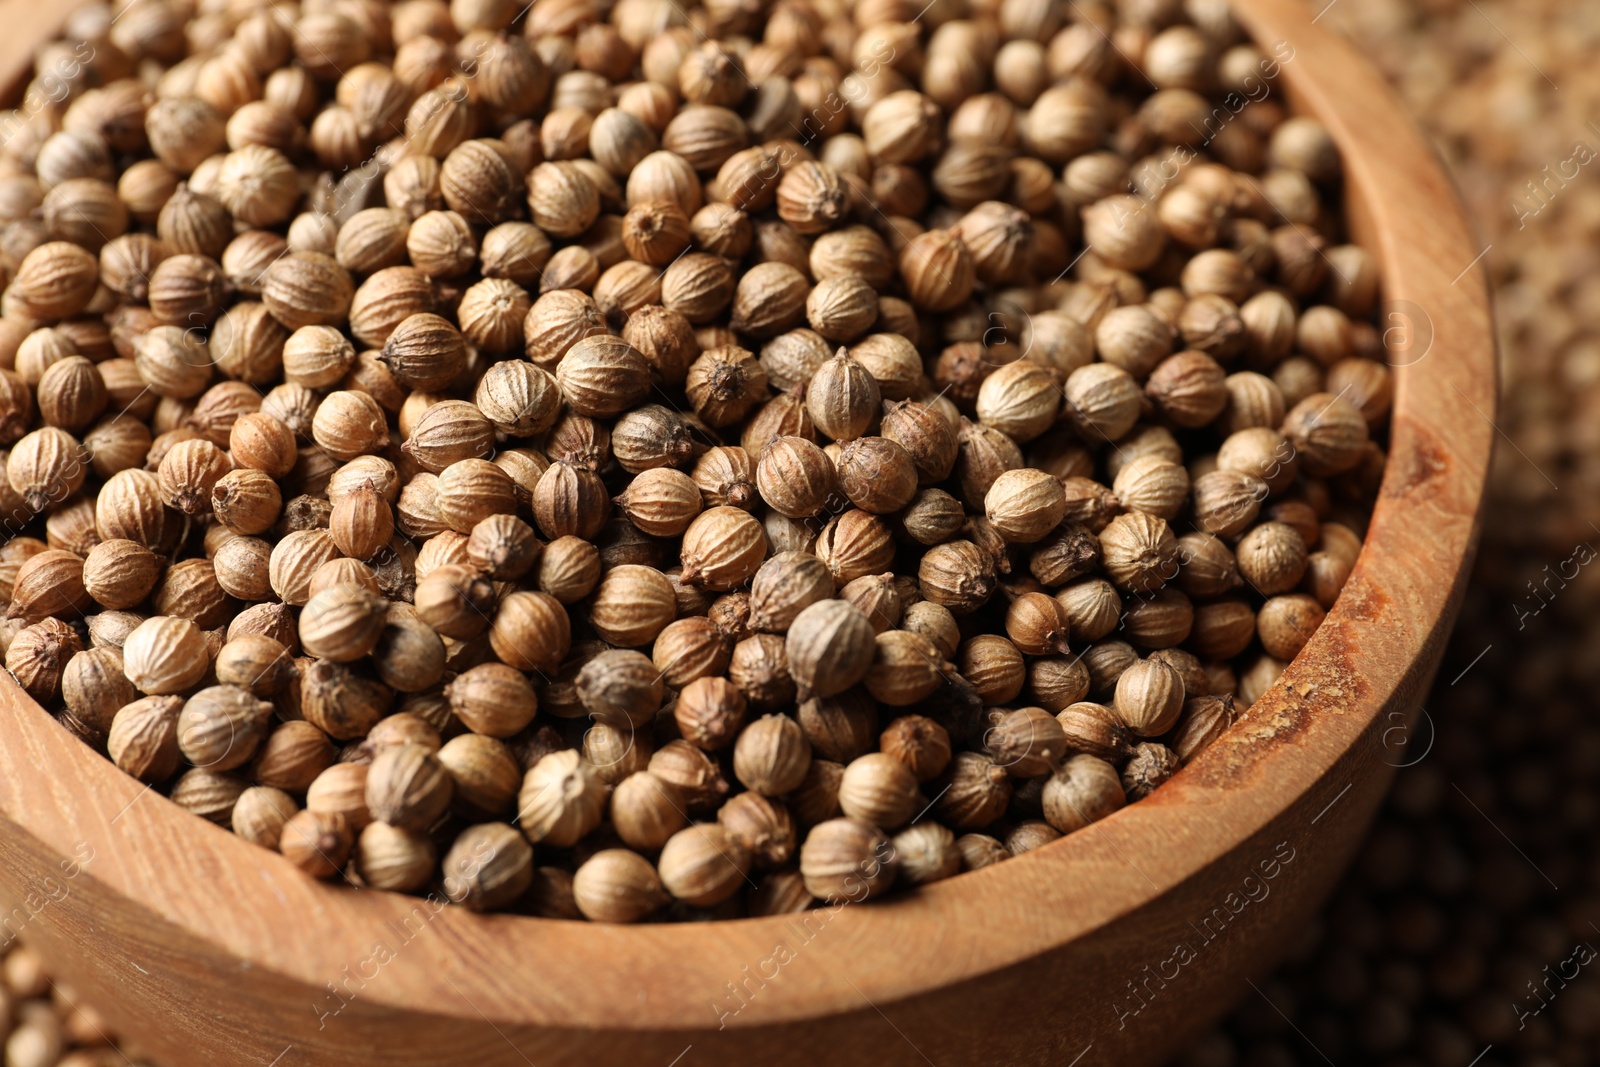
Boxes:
[442,823,533,911]
[838,752,921,829]
[799,817,897,901]
[734,714,812,796]
[574,849,668,924]
[659,824,750,907]
[786,599,877,700]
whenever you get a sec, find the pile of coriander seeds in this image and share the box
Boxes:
[0,0,1391,922]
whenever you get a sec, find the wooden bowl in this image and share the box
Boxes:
[0,1,1494,1064]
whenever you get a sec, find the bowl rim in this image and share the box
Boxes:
[0,0,1495,1037]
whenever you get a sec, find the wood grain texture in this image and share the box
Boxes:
[0,0,1496,1064]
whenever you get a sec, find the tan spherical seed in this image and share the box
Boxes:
[229,411,298,477]
[1112,455,1190,521]
[1113,658,1186,737]
[1282,391,1371,477]
[645,610,729,684]
[805,274,878,342]
[734,713,812,797]
[1191,469,1269,538]
[308,390,387,462]
[917,539,995,616]
[82,539,161,610]
[367,616,446,696]
[847,335,919,405]
[6,617,82,704]
[268,529,343,607]
[212,633,294,699]
[1216,427,1299,495]
[1236,522,1310,596]
[402,400,496,473]
[639,732,725,814]
[1099,512,1179,594]
[838,752,921,829]
[898,228,975,312]
[573,849,667,923]
[1256,593,1327,661]
[986,707,1069,778]
[613,404,695,475]
[10,426,89,514]
[1063,363,1142,443]
[11,242,99,321]
[355,822,437,893]
[1041,754,1125,835]
[212,469,282,536]
[36,356,106,432]
[728,261,807,338]
[280,325,356,391]
[442,823,533,910]
[800,817,897,901]
[528,161,601,237]
[152,557,232,628]
[975,361,1059,444]
[177,685,272,772]
[123,615,209,695]
[556,334,653,417]
[524,536,597,607]
[514,748,605,848]
[108,695,184,782]
[658,823,750,906]
[279,809,353,879]
[864,629,947,706]
[381,312,467,392]
[807,348,880,442]
[602,761,691,849]
[685,345,768,427]
[785,599,877,700]
[92,468,165,548]
[680,506,767,591]
[435,458,518,535]
[1055,701,1136,765]
[261,252,353,330]
[668,673,743,751]
[471,361,560,439]
[756,436,836,518]
[447,663,539,738]
[61,646,138,739]
[985,468,1067,543]
[759,329,832,392]
[6,549,92,621]
[1147,350,1228,428]
[1221,371,1286,435]
[587,564,676,647]
[298,584,387,663]
[615,467,701,537]
[363,743,452,832]
[835,436,918,514]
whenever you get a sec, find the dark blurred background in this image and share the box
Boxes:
[7,0,1600,1063]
